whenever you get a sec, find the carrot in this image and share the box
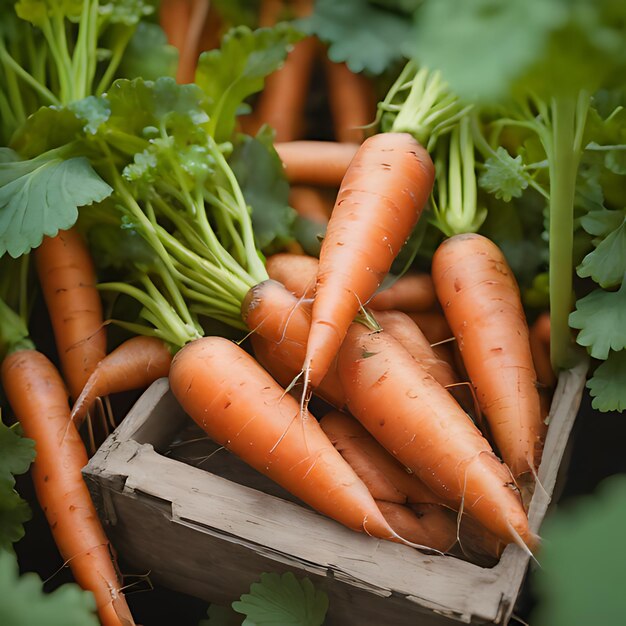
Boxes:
[267,253,437,312]
[530,314,556,389]
[195,2,222,56]
[303,133,434,388]
[266,253,319,298]
[320,411,446,506]
[321,412,503,563]
[34,228,106,401]
[289,186,334,223]
[243,279,345,408]
[337,323,536,550]
[168,336,401,542]
[176,0,211,84]
[251,37,319,142]
[71,336,173,427]
[377,501,457,553]
[274,141,359,187]
[323,58,376,144]
[431,234,544,481]
[1,350,134,626]
[371,311,458,389]
[405,311,452,345]
[159,0,192,55]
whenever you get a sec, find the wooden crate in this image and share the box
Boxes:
[84,361,587,625]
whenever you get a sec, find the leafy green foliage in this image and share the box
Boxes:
[232,572,329,626]
[0,417,35,551]
[586,350,626,412]
[229,130,295,253]
[479,147,531,201]
[199,604,243,626]
[577,215,626,288]
[299,0,413,74]
[569,281,626,360]
[532,474,626,625]
[0,148,113,258]
[0,551,98,625]
[118,22,178,81]
[196,24,301,142]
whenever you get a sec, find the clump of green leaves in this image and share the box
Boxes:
[0,415,35,551]
[0,551,99,625]
[200,572,329,626]
[532,474,626,626]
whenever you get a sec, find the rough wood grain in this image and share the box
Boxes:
[84,361,588,625]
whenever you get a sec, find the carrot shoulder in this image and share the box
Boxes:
[168,336,398,541]
[34,228,106,400]
[337,323,536,550]
[432,233,544,480]
[1,350,133,626]
[304,132,434,387]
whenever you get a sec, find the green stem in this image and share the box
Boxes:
[547,94,589,370]
[95,25,134,96]
[0,45,60,106]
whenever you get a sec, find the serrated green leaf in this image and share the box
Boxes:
[0,480,32,551]
[300,0,412,74]
[577,217,626,288]
[532,474,626,625]
[118,21,178,81]
[68,96,111,135]
[586,350,626,412]
[479,147,531,201]
[196,24,301,142]
[102,0,155,25]
[0,149,113,258]
[0,420,35,482]
[232,572,328,626]
[229,132,295,253]
[569,281,626,359]
[15,0,83,26]
[605,148,626,175]
[0,552,99,625]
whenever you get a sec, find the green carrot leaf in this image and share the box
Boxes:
[299,0,413,74]
[118,22,178,81]
[577,216,626,288]
[232,572,328,626]
[0,148,112,258]
[229,129,295,253]
[569,281,626,360]
[0,552,98,624]
[196,24,301,143]
[479,147,531,201]
[532,474,626,624]
[586,350,626,412]
[580,207,625,237]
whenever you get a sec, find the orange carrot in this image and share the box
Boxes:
[289,186,334,223]
[243,280,345,408]
[377,501,457,553]
[321,411,503,563]
[320,411,446,506]
[168,336,401,542]
[266,253,319,298]
[159,0,192,55]
[274,141,359,187]
[372,310,458,389]
[338,323,536,550]
[195,2,222,56]
[405,311,452,345]
[176,0,211,83]
[71,336,172,426]
[266,252,437,312]
[252,37,319,142]
[34,228,106,401]
[432,234,544,481]
[530,314,556,389]
[303,133,434,388]
[1,350,134,626]
[323,58,376,144]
